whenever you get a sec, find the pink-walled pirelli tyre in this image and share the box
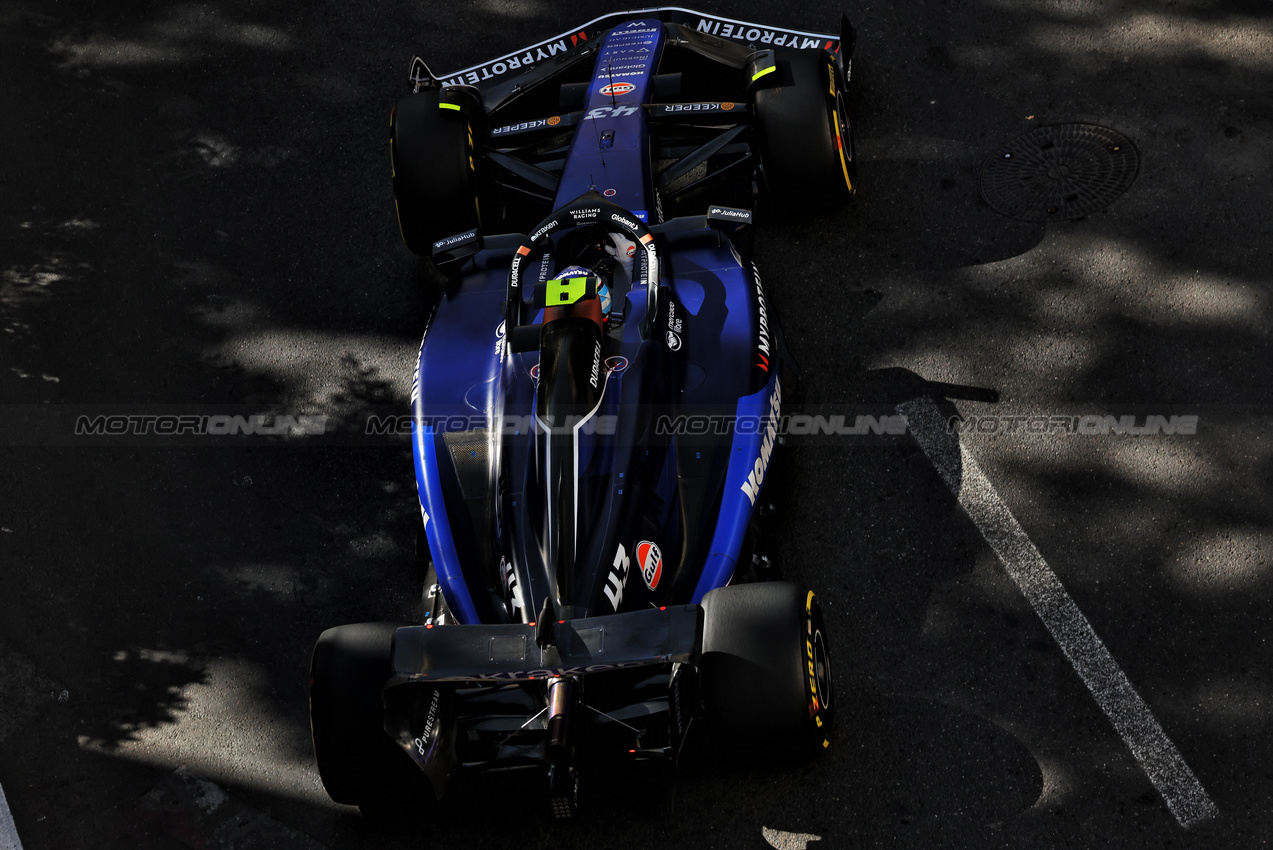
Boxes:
[391,90,482,255]
[753,51,856,213]
[309,622,430,812]
[700,582,834,763]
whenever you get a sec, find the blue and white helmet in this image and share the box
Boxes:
[556,264,611,316]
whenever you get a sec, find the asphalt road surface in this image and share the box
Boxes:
[3,0,1271,848]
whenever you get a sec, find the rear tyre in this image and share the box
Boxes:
[753,51,855,212]
[391,90,482,255]
[309,622,432,811]
[700,582,834,763]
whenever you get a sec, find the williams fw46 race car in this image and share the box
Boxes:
[310,8,855,818]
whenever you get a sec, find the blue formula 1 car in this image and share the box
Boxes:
[310,7,854,818]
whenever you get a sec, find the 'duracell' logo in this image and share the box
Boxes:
[636,540,663,590]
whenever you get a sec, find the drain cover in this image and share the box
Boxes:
[979,124,1139,221]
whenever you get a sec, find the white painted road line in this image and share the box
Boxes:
[899,397,1219,829]
[0,782,23,850]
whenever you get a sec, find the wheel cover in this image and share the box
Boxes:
[812,627,832,712]
[826,63,854,193]
[805,591,833,749]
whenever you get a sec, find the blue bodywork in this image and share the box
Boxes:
[410,15,808,626]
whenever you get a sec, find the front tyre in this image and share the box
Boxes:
[391,90,482,255]
[700,582,834,763]
[753,51,856,213]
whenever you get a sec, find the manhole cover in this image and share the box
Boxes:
[979,124,1140,222]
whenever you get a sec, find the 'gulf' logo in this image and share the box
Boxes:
[599,82,635,97]
[637,540,662,590]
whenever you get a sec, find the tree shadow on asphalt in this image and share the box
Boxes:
[2,0,1272,847]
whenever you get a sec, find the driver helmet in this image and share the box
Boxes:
[556,264,611,317]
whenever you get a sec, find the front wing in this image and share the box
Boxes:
[431,7,844,92]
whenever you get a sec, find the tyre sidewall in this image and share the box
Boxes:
[391,91,481,254]
[753,52,854,212]
[700,582,834,763]
[309,622,428,806]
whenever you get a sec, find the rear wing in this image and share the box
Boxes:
[389,604,701,683]
[429,7,851,92]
